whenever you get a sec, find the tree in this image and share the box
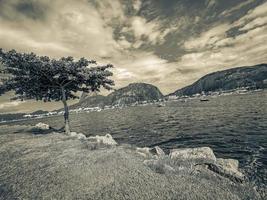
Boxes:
[0,49,114,134]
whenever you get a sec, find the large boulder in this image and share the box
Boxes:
[170,147,216,164]
[69,132,78,137]
[77,133,87,140]
[87,134,117,146]
[136,146,165,158]
[208,158,245,183]
[150,146,166,157]
[136,147,152,158]
[35,122,50,130]
[69,132,87,141]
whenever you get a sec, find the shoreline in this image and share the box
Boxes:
[1,89,266,124]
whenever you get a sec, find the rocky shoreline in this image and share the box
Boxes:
[0,124,263,199]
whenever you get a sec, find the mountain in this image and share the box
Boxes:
[106,83,164,105]
[72,83,164,108]
[170,64,267,96]
[75,95,107,108]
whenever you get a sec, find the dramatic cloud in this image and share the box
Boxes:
[221,0,255,17]
[0,0,266,112]
[180,1,267,80]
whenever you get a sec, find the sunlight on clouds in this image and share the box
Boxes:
[184,24,231,50]
[133,0,142,11]
[0,0,266,100]
[122,16,172,47]
[179,2,267,87]
[233,1,267,28]
[239,16,267,31]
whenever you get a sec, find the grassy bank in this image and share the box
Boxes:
[0,125,262,200]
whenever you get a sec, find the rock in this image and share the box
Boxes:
[69,132,78,137]
[217,158,239,171]
[150,146,165,157]
[208,158,245,183]
[87,134,117,146]
[77,133,86,140]
[35,122,50,130]
[170,147,216,163]
[137,146,166,158]
[136,147,151,158]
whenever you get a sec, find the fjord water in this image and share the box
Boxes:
[8,91,267,186]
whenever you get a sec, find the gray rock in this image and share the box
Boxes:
[150,146,165,157]
[136,147,151,158]
[208,158,245,183]
[69,132,78,137]
[77,133,87,140]
[170,147,216,164]
[35,122,50,130]
[87,134,117,146]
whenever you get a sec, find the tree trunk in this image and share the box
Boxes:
[61,87,71,135]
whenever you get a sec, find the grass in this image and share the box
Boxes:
[0,125,263,200]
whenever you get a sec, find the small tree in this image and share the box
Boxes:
[0,49,114,134]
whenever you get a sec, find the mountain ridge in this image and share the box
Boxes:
[69,63,267,108]
[72,82,164,108]
[169,63,267,96]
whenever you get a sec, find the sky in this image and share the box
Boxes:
[0,0,267,113]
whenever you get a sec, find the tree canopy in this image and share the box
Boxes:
[0,49,114,101]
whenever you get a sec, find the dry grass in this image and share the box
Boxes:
[0,125,262,200]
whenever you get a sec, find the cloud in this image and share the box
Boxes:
[0,0,124,59]
[233,1,267,31]
[120,16,174,48]
[133,0,142,11]
[221,0,255,17]
[178,2,267,87]
[239,16,267,31]
[109,51,182,93]
[129,16,162,45]
[206,0,217,8]
[184,23,231,50]
[181,29,267,78]
[0,0,266,110]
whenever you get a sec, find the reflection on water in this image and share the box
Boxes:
[10,91,267,186]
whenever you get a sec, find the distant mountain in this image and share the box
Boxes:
[72,83,164,108]
[31,110,48,115]
[106,83,163,105]
[170,64,267,96]
[76,95,107,108]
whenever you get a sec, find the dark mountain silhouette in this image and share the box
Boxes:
[169,64,267,96]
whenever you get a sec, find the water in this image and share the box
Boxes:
[3,91,267,186]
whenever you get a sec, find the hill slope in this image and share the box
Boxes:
[170,64,267,96]
[106,83,163,105]
[73,83,164,108]
[0,125,261,200]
